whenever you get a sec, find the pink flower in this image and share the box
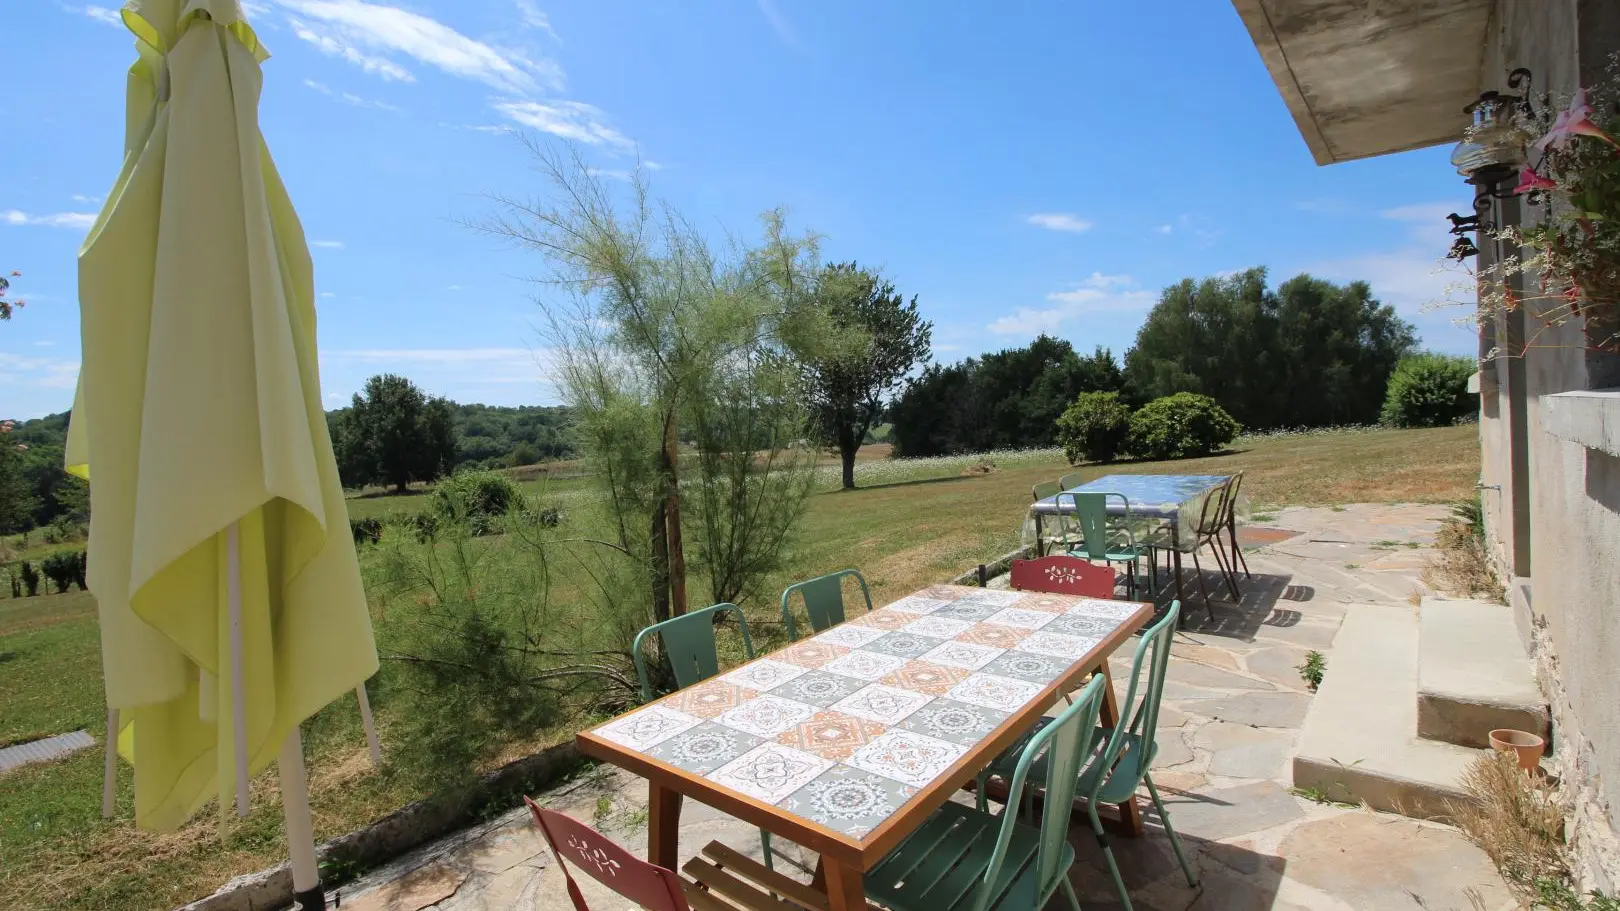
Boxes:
[1533,88,1620,154]
[1513,166,1556,194]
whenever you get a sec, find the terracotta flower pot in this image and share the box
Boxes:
[1490,728,1546,773]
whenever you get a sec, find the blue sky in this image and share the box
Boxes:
[3,0,1481,420]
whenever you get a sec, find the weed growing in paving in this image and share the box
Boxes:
[1296,650,1326,691]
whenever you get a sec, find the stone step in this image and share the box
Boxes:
[1293,604,1480,819]
[1417,596,1548,749]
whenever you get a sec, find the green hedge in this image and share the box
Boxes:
[1380,354,1475,428]
[1127,393,1242,460]
[1055,391,1132,464]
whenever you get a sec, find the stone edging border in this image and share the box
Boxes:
[948,545,1033,587]
[176,740,584,911]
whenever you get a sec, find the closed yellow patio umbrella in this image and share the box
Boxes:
[66,1,377,906]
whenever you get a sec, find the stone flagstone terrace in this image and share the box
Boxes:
[320,504,1518,911]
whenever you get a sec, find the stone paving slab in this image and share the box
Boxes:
[327,504,1515,911]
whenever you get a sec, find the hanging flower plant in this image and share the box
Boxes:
[1492,63,1620,352]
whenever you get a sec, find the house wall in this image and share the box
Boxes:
[1481,0,1620,889]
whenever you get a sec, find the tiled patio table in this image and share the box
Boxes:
[577,584,1152,911]
[1029,474,1233,604]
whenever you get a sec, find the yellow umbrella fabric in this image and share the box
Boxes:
[66,0,378,834]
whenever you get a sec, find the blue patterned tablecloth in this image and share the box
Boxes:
[1025,474,1234,550]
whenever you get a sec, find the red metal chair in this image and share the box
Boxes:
[1009,554,1117,598]
[525,797,824,911]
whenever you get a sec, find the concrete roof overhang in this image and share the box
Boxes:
[1230,0,1493,165]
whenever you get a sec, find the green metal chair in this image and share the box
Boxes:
[1060,492,1155,598]
[631,604,776,869]
[1033,481,1083,555]
[779,569,873,640]
[977,602,1197,911]
[864,675,1108,911]
[1059,471,1087,490]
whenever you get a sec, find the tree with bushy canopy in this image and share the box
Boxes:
[791,263,931,489]
[1127,393,1242,460]
[1380,353,1476,427]
[332,373,458,492]
[1055,391,1132,464]
[1124,268,1416,429]
[890,337,1123,456]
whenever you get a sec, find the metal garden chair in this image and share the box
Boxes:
[1059,471,1087,490]
[525,798,822,911]
[863,675,1109,911]
[1221,471,1251,579]
[1009,555,1116,599]
[1059,492,1155,598]
[1189,479,1240,609]
[1032,480,1083,555]
[632,604,776,869]
[779,568,873,639]
[977,602,1197,911]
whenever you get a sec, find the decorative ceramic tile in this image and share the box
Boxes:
[831,683,933,725]
[953,623,1031,649]
[720,658,809,692]
[1019,595,1076,614]
[782,767,917,837]
[902,616,974,639]
[849,611,913,631]
[776,641,851,669]
[847,730,969,788]
[879,660,972,696]
[1015,631,1103,658]
[946,673,1044,711]
[710,743,834,804]
[917,585,967,601]
[714,694,820,738]
[771,669,868,708]
[861,631,947,659]
[1065,598,1145,621]
[1043,611,1118,638]
[645,722,763,774]
[897,698,1011,745]
[665,680,760,720]
[953,589,1023,607]
[918,639,1004,671]
[594,705,703,751]
[982,651,1070,685]
[883,595,951,615]
[932,600,1001,622]
[821,649,909,682]
[983,607,1059,630]
[775,711,888,761]
[812,624,888,649]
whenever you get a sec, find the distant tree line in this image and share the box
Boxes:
[889,268,1419,456]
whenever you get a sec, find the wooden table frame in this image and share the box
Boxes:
[577,598,1154,911]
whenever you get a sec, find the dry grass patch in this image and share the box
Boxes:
[1452,751,1566,904]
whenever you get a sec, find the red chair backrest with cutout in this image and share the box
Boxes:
[1009,555,1116,598]
[525,797,690,911]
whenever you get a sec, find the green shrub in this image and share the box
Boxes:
[350,516,384,546]
[40,550,83,594]
[19,560,39,597]
[432,471,523,533]
[1126,393,1242,460]
[1380,353,1475,428]
[1054,391,1132,464]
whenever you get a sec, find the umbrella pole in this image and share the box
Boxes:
[227,522,250,816]
[356,684,382,767]
[278,727,324,910]
[102,708,119,817]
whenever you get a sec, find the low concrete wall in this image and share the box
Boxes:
[176,741,584,911]
[947,545,1033,587]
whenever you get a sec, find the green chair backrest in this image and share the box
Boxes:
[1058,472,1086,490]
[632,603,755,701]
[780,569,873,639]
[1057,491,1136,559]
[1087,600,1180,803]
[977,674,1108,911]
[1031,480,1062,503]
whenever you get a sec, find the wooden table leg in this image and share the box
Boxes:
[810,857,827,892]
[1096,665,1146,837]
[648,781,683,870]
[823,858,865,911]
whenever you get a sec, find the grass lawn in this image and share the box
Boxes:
[0,424,1479,909]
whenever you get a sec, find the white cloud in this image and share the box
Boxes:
[3,210,96,229]
[1025,213,1093,233]
[71,194,102,205]
[326,391,345,402]
[643,160,667,171]
[33,340,55,348]
[310,239,345,249]
[587,168,633,181]
[514,0,559,41]
[0,353,81,390]
[1155,224,1173,235]
[70,5,122,26]
[303,78,402,111]
[446,284,463,291]
[492,100,633,150]
[274,0,562,93]
[319,291,337,298]
[988,274,1156,335]
[1380,201,1470,225]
